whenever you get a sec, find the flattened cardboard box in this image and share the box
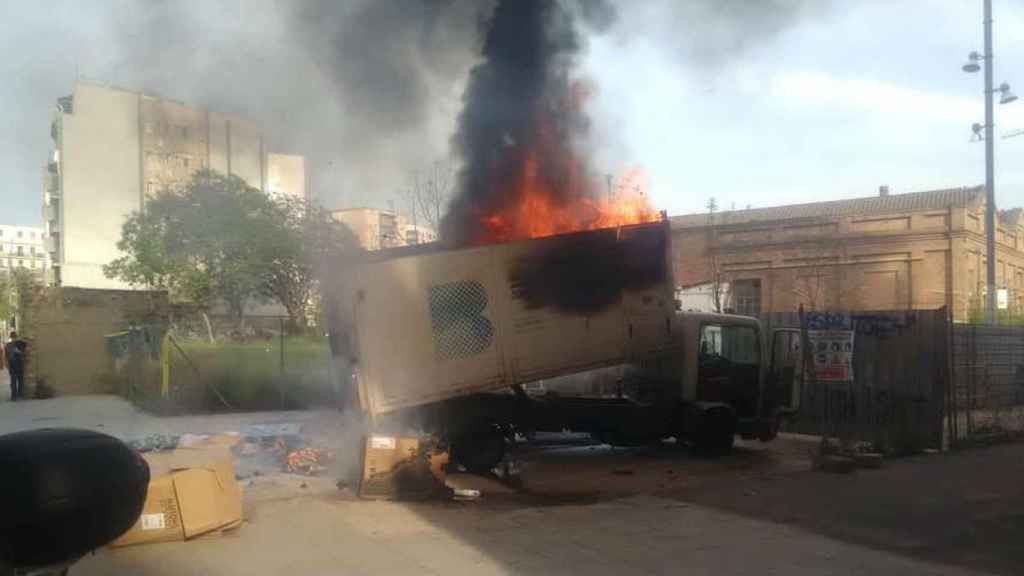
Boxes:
[359,435,420,499]
[112,446,243,547]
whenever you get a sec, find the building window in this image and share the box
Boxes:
[30,260,35,269]
[17,231,22,238]
[16,246,23,256]
[30,246,35,255]
[732,279,762,317]
[18,260,24,268]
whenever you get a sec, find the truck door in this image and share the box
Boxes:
[768,329,803,415]
[697,323,761,419]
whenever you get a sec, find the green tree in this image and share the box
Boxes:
[0,274,15,326]
[105,170,273,325]
[257,195,360,331]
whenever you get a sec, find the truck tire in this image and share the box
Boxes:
[694,408,736,457]
[451,427,506,473]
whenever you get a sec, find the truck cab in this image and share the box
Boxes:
[669,312,803,451]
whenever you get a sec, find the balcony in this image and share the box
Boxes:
[57,95,73,114]
[44,234,59,255]
[43,169,59,194]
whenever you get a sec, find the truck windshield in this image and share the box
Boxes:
[700,324,759,366]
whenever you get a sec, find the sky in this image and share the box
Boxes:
[1,1,1023,226]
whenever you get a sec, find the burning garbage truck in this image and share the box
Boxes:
[324,217,804,473]
[322,0,804,475]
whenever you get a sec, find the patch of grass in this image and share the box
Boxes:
[128,336,336,413]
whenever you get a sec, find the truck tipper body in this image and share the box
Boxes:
[349,220,675,417]
[331,218,802,469]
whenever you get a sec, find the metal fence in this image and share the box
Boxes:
[108,315,337,413]
[761,308,949,452]
[949,324,1024,446]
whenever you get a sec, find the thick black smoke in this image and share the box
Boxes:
[510,224,668,313]
[439,0,671,316]
[440,0,593,246]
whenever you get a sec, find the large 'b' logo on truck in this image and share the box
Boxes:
[428,281,494,360]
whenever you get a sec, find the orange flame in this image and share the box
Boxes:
[478,155,659,243]
[468,78,659,245]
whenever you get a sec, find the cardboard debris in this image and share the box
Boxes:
[112,446,243,547]
[359,435,449,500]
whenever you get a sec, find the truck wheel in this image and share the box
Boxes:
[758,415,782,442]
[694,409,736,457]
[451,428,506,474]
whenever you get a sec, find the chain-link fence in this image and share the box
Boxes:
[949,324,1024,446]
[108,315,338,413]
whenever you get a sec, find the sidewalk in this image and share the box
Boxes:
[75,494,986,576]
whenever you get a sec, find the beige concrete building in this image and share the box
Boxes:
[44,80,306,289]
[331,207,438,250]
[671,186,1024,321]
[0,225,48,277]
[266,153,307,200]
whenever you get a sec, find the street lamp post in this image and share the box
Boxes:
[962,0,1017,323]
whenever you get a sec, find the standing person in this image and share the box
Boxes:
[4,331,26,401]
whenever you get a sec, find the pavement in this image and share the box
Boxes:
[74,493,985,576]
[5,384,1023,574]
[0,377,366,494]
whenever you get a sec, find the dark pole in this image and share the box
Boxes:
[984,0,996,324]
[279,317,286,407]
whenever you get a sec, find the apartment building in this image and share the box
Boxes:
[44,79,306,289]
[0,225,47,277]
[330,207,438,251]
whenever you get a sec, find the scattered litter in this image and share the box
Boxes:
[453,488,481,501]
[235,442,260,456]
[611,468,634,476]
[127,434,180,453]
[205,432,241,447]
[177,433,210,448]
[241,423,302,438]
[492,454,522,481]
[286,447,334,476]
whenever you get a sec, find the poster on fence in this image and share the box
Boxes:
[807,329,854,382]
